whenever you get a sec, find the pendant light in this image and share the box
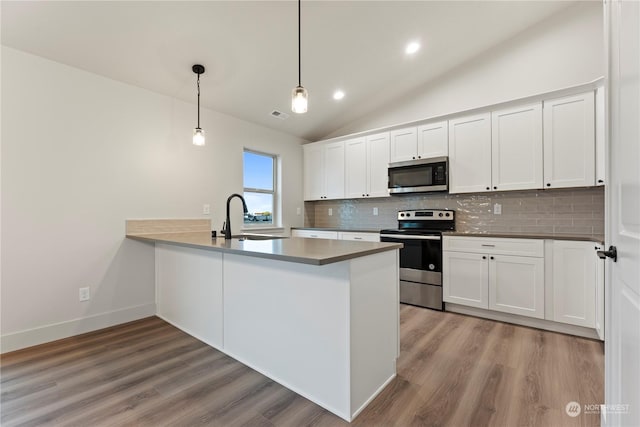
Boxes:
[192,64,206,146]
[291,0,308,114]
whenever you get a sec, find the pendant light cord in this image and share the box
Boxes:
[197,73,201,128]
[298,0,301,87]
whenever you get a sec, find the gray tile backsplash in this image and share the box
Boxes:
[305,187,604,238]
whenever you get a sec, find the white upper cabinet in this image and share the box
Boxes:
[345,133,390,199]
[389,127,418,163]
[417,121,448,159]
[390,123,447,163]
[345,137,368,199]
[448,113,492,194]
[366,132,391,198]
[303,141,345,201]
[595,87,606,186]
[303,143,324,200]
[491,102,543,191]
[543,91,596,189]
[324,141,346,199]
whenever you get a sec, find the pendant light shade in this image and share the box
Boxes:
[192,64,206,146]
[292,86,308,114]
[291,0,308,114]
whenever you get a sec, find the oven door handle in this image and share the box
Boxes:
[380,234,441,241]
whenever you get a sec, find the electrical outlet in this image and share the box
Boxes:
[328,208,333,216]
[79,287,90,302]
[493,203,502,215]
[373,207,379,216]
[203,204,210,215]
[296,207,301,215]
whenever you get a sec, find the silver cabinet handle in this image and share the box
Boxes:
[481,244,495,247]
[354,237,362,240]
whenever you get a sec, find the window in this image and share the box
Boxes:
[243,149,277,226]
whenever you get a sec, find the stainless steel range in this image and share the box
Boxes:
[380,209,455,311]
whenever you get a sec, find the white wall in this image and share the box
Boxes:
[324,2,604,139]
[0,47,305,352]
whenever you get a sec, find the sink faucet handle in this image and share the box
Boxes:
[220,221,226,234]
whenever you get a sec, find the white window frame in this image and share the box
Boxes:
[242,148,279,229]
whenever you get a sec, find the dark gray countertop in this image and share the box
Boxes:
[127,231,401,265]
[291,227,382,233]
[443,232,605,244]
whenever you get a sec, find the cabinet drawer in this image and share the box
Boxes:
[291,230,339,240]
[443,236,543,257]
[339,232,380,242]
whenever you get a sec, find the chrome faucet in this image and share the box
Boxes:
[224,193,249,239]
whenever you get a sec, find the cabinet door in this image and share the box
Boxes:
[595,244,605,340]
[489,254,545,319]
[344,137,368,198]
[323,141,345,199]
[367,132,391,198]
[339,232,380,242]
[291,229,339,239]
[552,240,597,328]
[303,144,324,201]
[417,121,448,158]
[389,127,418,163]
[448,113,492,194]
[443,251,489,309]
[595,87,606,186]
[491,103,543,191]
[543,91,596,189]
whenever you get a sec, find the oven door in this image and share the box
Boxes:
[379,234,442,285]
[381,233,444,310]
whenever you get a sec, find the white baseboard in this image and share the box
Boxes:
[0,303,156,354]
[446,303,601,340]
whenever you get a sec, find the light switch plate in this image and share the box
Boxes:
[373,207,379,216]
[328,208,333,216]
[203,204,211,215]
[493,203,502,215]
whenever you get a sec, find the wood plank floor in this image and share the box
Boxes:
[1,305,604,426]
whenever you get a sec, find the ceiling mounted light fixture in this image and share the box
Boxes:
[291,0,308,114]
[192,64,206,146]
[333,90,345,101]
[405,41,421,55]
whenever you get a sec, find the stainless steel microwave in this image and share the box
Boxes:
[388,156,448,194]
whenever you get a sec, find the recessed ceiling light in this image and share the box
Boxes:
[333,90,345,101]
[405,41,420,55]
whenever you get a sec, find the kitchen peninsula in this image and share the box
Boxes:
[126,219,402,422]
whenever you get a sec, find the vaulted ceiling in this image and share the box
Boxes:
[1,1,576,141]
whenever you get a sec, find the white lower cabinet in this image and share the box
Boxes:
[291,229,339,240]
[443,251,489,309]
[291,229,380,242]
[443,236,544,318]
[551,240,600,328]
[443,236,604,336]
[339,231,380,242]
[489,254,544,319]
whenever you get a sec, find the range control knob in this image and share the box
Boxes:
[445,212,450,217]
[439,213,443,217]
[400,213,405,217]
[406,213,411,217]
